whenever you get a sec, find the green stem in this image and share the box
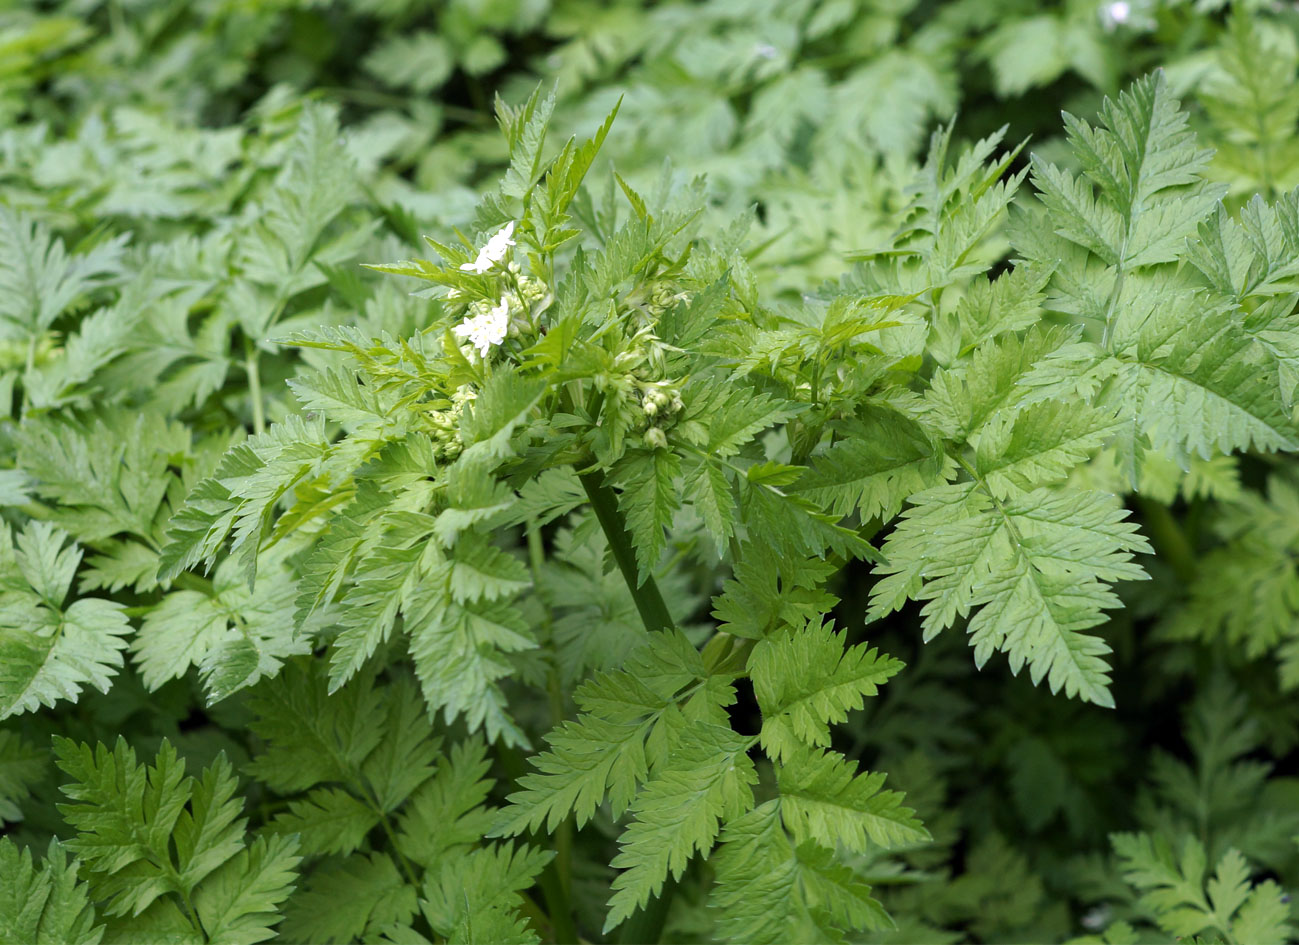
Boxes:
[244,337,266,436]
[375,806,420,890]
[577,471,674,633]
[516,892,555,942]
[535,865,576,944]
[954,452,1026,546]
[617,877,676,945]
[1136,496,1198,585]
[578,470,675,942]
[172,573,215,595]
[19,334,36,419]
[178,890,206,941]
[528,521,579,945]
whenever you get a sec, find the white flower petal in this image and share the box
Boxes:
[452,297,514,357]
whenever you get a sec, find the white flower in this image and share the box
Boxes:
[453,298,511,357]
[459,222,516,274]
[1100,0,1131,28]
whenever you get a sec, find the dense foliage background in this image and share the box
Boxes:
[7,0,1299,942]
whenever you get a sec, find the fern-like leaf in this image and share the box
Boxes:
[869,484,1150,706]
[0,838,102,945]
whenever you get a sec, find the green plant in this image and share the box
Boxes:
[10,1,1299,942]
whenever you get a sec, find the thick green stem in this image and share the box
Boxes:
[578,471,674,633]
[578,470,675,941]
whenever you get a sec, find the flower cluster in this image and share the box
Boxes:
[459,221,515,274]
[447,223,552,361]
[426,384,477,460]
[453,298,511,357]
[637,379,685,449]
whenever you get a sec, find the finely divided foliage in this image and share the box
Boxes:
[5,22,1299,940]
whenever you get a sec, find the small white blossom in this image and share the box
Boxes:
[459,221,516,274]
[453,298,511,356]
[1100,0,1130,29]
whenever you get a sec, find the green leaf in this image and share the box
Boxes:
[682,455,736,554]
[133,557,306,704]
[15,408,189,550]
[741,475,880,563]
[234,102,364,323]
[281,853,416,945]
[394,739,494,871]
[1199,12,1299,197]
[791,406,951,521]
[751,622,904,762]
[193,835,301,945]
[711,542,839,643]
[406,593,534,749]
[0,838,102,945]
[870,483,1150,706]
[1113,833,1293,944]
[457,370,545,465]
[711,801,892,945]
[613,448,682,581]
[974,400,1121,499]
[0,522,131,720]
[0,206,124,340]
[604,723,758,933]
[244,662,386,795]
[269,788,379,858]
[0,730,46,823]
[54,737,298,942]
[680,384,798,459]
[495,629,734,835]
[421,843,552,945]
[777,748,929,853]
[1020,292,1299,469]
[158,416,332,586]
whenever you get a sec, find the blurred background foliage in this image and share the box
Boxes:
[6,0,1299,941]
[3,0,1291,286]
